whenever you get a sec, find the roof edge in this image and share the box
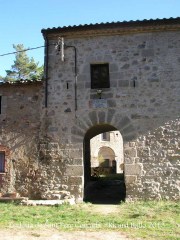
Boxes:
[41,17,180,35]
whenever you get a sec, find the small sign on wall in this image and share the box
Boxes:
[89,99,108,109]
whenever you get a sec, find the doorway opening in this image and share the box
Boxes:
[83,124,126,204]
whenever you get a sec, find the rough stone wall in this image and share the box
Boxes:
[43,29,180,201]
[124,118,180,200]
[0,28,179,202]
[0,83,42,198]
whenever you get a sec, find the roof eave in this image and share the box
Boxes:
[41,17,180,38]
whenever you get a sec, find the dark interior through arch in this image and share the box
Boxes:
[83,124,126,204]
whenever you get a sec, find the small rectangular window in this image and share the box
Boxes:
[91,63,110,89]
[0,152,5,173]
[101,132,110,141]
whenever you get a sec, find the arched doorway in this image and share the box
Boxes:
[98,146,116,171]
[83,124,126,204]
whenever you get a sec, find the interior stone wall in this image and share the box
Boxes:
[90,130,124,173]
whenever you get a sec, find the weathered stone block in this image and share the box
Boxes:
[107,99,116,107]
[125,164,142,175]
[69,177,82,185]
[65,166,83,176]
[148,77,159,82]
[110,63,119,72]
[69,149,82,158]
[110,80,117,87]
[125,175,137,184]
[124,148,137,158]
[88,111,98,124]
[142,49,154,57]
[106,109,115,123]
[123,132,137,142]
[125,158,135,164]
[137,147,150,157]
[121,124,135,135]
[71,126,84,137]
[117,116,131,130]
[98,111,106,123]
[66,158,82,165]
[48,127,58,132]
[121,63,130,69]
[102,92,113,99]
[118,80,129,87]
[71,136,83,143]
[131,114,141,119]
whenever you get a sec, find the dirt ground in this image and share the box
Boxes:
[0,229,132,240]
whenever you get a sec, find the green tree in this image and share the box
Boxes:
[3,44,43,82]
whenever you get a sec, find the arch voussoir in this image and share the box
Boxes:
[98,111,106,124]
[88,111,98,126]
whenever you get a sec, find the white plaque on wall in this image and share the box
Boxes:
[89,99,108,108]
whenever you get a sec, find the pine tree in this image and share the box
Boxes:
[3,44,43,82]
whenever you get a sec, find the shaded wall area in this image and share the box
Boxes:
[83,124,126,203]
[0,82,43,198]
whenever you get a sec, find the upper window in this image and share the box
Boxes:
[101,132,110,141]
[0,152,5,173]
[91,63,110,89]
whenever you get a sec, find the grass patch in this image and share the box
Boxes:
[0,200,179,239]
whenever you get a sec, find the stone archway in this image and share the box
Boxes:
[71,110,138,202]
[83,124,117,185]
[83,123,126,203]
[98,146,116,168]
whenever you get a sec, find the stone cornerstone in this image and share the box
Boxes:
[0,18,179,201]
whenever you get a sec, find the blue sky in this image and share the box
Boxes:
[0,0,179,76]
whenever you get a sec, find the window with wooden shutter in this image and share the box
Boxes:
[91,63,110,89]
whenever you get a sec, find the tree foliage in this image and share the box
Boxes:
[3,44,43,82]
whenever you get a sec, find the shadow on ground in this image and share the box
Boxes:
[84,178,126,204]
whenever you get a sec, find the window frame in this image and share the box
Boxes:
[91,63,110,89]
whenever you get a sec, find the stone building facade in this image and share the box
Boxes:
[0,18,180,202]
[90,131,124,173]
